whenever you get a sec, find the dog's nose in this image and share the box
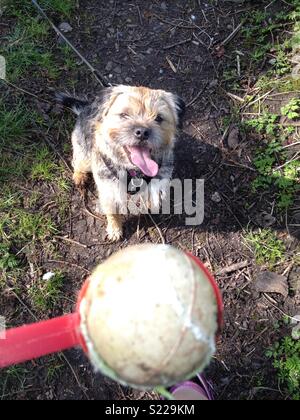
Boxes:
[134,127,151,141]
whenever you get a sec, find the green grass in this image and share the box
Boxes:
[29,271,65,311]
[46,360,64,381]
[245,229,285,267]
[1,0,77,83]
[2,366,29,382]
[0,244,19,270]
[4,23,60,82]
[0,101,60,184]
[0,365,30,399]
[4,0,76,19]
[59,44,78,72]
[31,147,59,182]
[224,1,300,216]
[267,336,300,400]
[0,0,77,398]
[0,189,21,212]
[244,107,300,211]
[0,101,32,143]
[39,0,76,18]
[0,210,56,244]
[281,98,300,120]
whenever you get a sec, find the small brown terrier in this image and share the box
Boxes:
[58,85,185,241]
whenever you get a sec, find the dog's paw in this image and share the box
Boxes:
[73,172,89,197]
[106,225,123,242]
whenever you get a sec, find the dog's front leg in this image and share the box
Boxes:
[149,150,174,210]
[106,214,123,242]
[94,176,124,242]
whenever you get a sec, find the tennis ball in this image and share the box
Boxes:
[79,244,220,389]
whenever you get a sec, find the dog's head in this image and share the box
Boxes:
[94,85,185,177]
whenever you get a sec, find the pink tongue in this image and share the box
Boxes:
[128,147,159,177]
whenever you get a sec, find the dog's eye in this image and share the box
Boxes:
[120,113,129,120]
[155,115,164,124]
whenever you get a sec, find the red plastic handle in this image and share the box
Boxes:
[186,252,224,332]
[0,313,81,369]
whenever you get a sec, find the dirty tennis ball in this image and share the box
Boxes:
[79,244,219,389]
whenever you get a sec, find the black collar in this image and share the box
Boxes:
[100,153,153,195]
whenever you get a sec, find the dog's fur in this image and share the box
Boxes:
[58,85,185,241]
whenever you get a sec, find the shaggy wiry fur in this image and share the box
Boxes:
[58,85,185,241]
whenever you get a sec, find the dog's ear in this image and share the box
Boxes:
[173,95,186,129]
[94,86,123,120]
[164,92,186,129]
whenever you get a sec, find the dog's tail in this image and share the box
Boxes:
[56,93,89,116]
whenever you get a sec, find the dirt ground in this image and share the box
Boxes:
[1,0,299,400]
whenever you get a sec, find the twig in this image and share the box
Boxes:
[281,122,300,127]
[136,4,143,25]
[163,38,192,50]
[31,0,110,87]
[237,54,241,77]
[186,82,209,107]
[269,91,300,97]
[263,294,300,322]
[144,209,165,244]
[221,193,244,230]
[223,161,256,172]
[216,261,250,276]
[282,141,300,149]
[57,353,89,399]
[226,92,245,103]
[151,14,196,30]
[273,151,300,171]
[10,290,38,321]
[192,32,212,49]
[47,260,90,274]
[219,22,243,47]
[166,56,177,73]
[43,136,73,174]
[1,80,52,104]
[243,90,274,110]
[54,235,88,249]
[83,196,104,222]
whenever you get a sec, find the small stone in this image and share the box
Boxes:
[43,272,55,281]
[114,66,122,74]
[105,61,113,72]
[209,79,218,88]
[211,192,222,203]
[105,248,113,258]
[227,127,240,149]
[125,77,133,83]
[290,266,300,292]
[291,316,300,340]
[255,212,276,228]
[161,1,167,10]
[59,22,73,33]
[253,271,289,298]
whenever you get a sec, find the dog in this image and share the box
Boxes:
[58,85,185,241]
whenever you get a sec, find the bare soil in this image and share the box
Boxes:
[1,0,299,400]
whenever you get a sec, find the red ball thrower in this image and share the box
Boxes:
[0,245,223,389]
